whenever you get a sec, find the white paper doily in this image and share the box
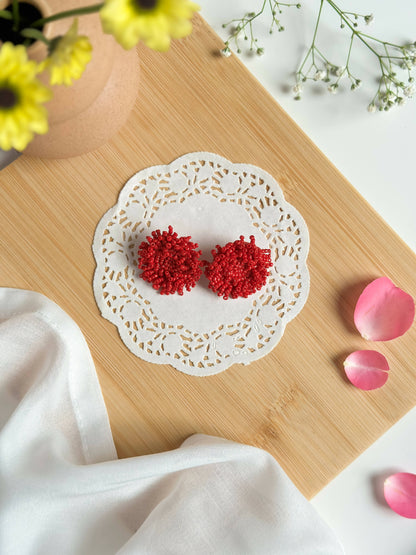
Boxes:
[93,152,310,376]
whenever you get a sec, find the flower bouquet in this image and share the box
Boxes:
[0,0,199,154]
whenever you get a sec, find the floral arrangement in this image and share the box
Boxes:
[0,0,199,151]
[221,0,416,112]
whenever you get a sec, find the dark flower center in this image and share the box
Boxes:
[135,0,157,10]
[0,87,17,109]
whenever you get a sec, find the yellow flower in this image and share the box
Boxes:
[0,42,51,152]
[100,0,200,51]
[40,20,93,86]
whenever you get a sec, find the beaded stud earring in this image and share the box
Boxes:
[204,235,273,300]
[138,226,203,295]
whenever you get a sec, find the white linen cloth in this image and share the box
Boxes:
[0,288,344,554]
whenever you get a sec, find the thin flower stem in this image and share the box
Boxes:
[346,34,354,66]
[343,11,366,18]
[297,45,312,75]
[325,0,379,57]
[31,3,104,28]
[296,0,323,78]
[221,0,415,110]
[222,1,300,54]
[311,0,324,47]
[12,0,19,31]
[314,45,330,64]
[358,33,402,49]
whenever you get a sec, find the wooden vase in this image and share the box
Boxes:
[20,0,140,159]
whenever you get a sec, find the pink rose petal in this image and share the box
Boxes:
[343,350,389,390]
[354,277,415,341]
[384,472,416,519]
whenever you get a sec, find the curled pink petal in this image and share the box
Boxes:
[384,473,416,519]
[354,277,415,341]
[343,350,389,390]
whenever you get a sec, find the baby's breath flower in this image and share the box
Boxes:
[313,69,326,81]
[401,59,415,70]
[256,47,264,56]
[403,85,415,97]
[226,1,416,112]
[221,46,232,58]
[396,97,405,106]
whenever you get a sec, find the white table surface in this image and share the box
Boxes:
[200,1,416,553]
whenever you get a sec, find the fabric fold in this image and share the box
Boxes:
[0,288,343,554]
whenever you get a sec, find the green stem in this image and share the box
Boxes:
[297,0,323,75]
[20,28,51,45]
[31,2,103,28]
[345,32,354,67]
[12,0,19,31]
[314,45,330,64]
[325,0,380,59]
[358,32,402,49]
[343,11,366,18]
[311,0,324,46]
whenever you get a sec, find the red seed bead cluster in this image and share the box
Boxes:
[204,235,273,300]
[138,226,203,295]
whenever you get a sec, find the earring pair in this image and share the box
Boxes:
[138,226,272,300]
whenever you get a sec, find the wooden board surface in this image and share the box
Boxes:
[1,16,415,499]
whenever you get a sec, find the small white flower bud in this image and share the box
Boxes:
[220,46,231,58]
[367,103,376,113]
[313,70,326,81]
[293,83,302,94]
[364,14,374,25]
[328,83,338,94]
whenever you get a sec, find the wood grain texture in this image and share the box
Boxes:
[0,15,415,499]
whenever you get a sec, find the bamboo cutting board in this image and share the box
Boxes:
[1,15,415,499]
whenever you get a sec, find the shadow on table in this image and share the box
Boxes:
[0,149,21,171]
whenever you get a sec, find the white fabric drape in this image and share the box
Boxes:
[0,288,344,554]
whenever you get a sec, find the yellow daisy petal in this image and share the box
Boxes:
[41,19,93,87]
[0,42,51,151]
[100,0,200,51]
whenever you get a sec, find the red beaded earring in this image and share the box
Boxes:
[203,235,273,300]
[138,226,203,295]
